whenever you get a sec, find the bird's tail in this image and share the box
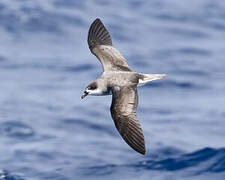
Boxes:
[138,73,167,86]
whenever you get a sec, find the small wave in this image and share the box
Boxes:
[165,27,209,39]
[144,79,206,90]
[0,61,94,73]
[0,121,34,139]
[63,64,94,72]
[176,47,212,56]
[207,21,225,32]
[0,1,85,34]
[0,56,7,62]
[83,147,225,176]
[176,69,209,76]
[53,0,85,9]
[138,147,225,173]
[0,169,24,180]
[62,118,115,136]
[155,47,211,58]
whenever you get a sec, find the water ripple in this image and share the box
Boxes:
[0,170,24,180]
[84,147,225,176]
[62,118,114,136]
[144,79,207,90]
[0,121,34,139]
[139,148,225,173]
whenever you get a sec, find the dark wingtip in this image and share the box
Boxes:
[136,143,146,155]
[88,18,112,50]
[140,147,146,155]
[132,137,146,155]
[120,119,146,155]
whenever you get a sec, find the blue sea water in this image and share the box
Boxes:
[0,0,225,179]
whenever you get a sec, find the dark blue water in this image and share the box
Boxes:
[0,0,225,179]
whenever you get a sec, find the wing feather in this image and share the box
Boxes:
[88,18,112,50]
[88,18,132,72]
[110,85,146,155]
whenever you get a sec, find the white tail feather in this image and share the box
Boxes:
[138,74,167,86]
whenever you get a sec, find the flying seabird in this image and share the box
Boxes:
[81,18,166,155]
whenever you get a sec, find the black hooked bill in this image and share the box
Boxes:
[81,91,89,99]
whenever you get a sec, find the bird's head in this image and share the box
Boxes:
[81,81,103,99]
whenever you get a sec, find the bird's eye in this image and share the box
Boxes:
[88,85,96,90]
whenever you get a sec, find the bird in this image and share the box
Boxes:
[81,18,166,155]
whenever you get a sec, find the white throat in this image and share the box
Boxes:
[87,88,110,96]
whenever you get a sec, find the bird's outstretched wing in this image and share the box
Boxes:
[110,85,146,155]
[88,18,132,72]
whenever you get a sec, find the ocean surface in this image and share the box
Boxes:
[0,0,225,179]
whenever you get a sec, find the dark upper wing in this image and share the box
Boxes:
[110,85,146,155]
[88,18,132,72]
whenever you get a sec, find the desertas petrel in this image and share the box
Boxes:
[81,18,166,155]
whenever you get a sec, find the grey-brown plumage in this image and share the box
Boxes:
[82,18,167,155]
[88,18,132,72]
[111,85,145,155]
[88,18,112,50]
